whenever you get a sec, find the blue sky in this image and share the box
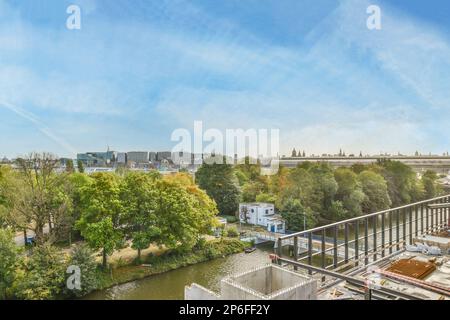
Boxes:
[1,0,450,158]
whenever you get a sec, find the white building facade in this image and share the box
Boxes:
[239,203,286,233]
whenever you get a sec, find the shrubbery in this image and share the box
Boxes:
[64,244,98,298]
[14,243,67,300]
[0,229,20,299]
[226,226,239,238]
[223,215,238,223]
[0,235,100,300]
[236,160,443,230]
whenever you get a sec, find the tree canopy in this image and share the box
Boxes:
[196,161,240,216]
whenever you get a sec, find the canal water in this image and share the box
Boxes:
[84,207,441,300]
[84,243,273,300]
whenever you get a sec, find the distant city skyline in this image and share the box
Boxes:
[2,147,450,161]
[1,0,450,158]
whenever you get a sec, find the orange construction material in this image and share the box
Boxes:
[386,259,436,280]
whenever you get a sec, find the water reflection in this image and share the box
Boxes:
[84,243,273,300]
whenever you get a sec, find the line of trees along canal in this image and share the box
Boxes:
[0,153,219,299]
[197,157,443,231]
[0,153,442,299]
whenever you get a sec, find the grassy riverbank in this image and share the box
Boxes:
[93,238,249,291]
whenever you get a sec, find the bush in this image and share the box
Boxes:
[193,237,207,251]
[223,215,238,223]
[204,244,220,259]
[226,227,239,238]
[64,244,98,298]
[0,229,21,299]
[14,243,67,300]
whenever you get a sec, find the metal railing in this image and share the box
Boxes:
[276,194,450,277]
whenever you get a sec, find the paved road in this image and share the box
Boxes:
[14,225,50,246]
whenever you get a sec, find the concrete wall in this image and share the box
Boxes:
[221,281,265,300]
[219,265,317,300]
[185,284,220,300]
[272,279,317,300]
[271,267,303,292]
[228,266,272,295]
[185,264,318,300]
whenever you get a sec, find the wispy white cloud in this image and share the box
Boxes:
[0,0,449,157]
[154,0,450,155]
[0,100,78,155]
[306,0,450,110]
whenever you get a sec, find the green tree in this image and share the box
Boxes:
[334,168,364,217]
[0,229,21,299]
[185,183,219,237]
[309,163,338,216]
[268,166,289,197]
[241,181,266,202]
[226,226,239,238]
[64,244,98,297]
[154,179,217,250]
[5,153,70,243]
[76,172,124,268]
[379,160,421,206]
[121,172,161,262]
[280,198,316,231]
[234,170,249,186]
[342,189,365,218]
[358,171,391,213]
[326,201,348,221]
[67,173,93,244]
[80,218,122,269]
[334,168,359,200]
[235,157,262,182]
[351,163,367,174]
[278,166,313,209]
[196,161,240,216]
[77,160,85,173]
[0,165,15,228]
[421,170,441,199]
[14,243,67,300]
[255,193,277,204]
[65,159,75,173]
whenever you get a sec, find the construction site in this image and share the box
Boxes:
[186,195,450,300]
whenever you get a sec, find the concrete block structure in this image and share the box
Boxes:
[185,264,317,300]
[185,284,220,300]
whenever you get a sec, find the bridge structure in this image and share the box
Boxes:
[246,230,355,260]
[273,194,450,299]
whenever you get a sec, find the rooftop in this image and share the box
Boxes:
[316,249,450,300]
